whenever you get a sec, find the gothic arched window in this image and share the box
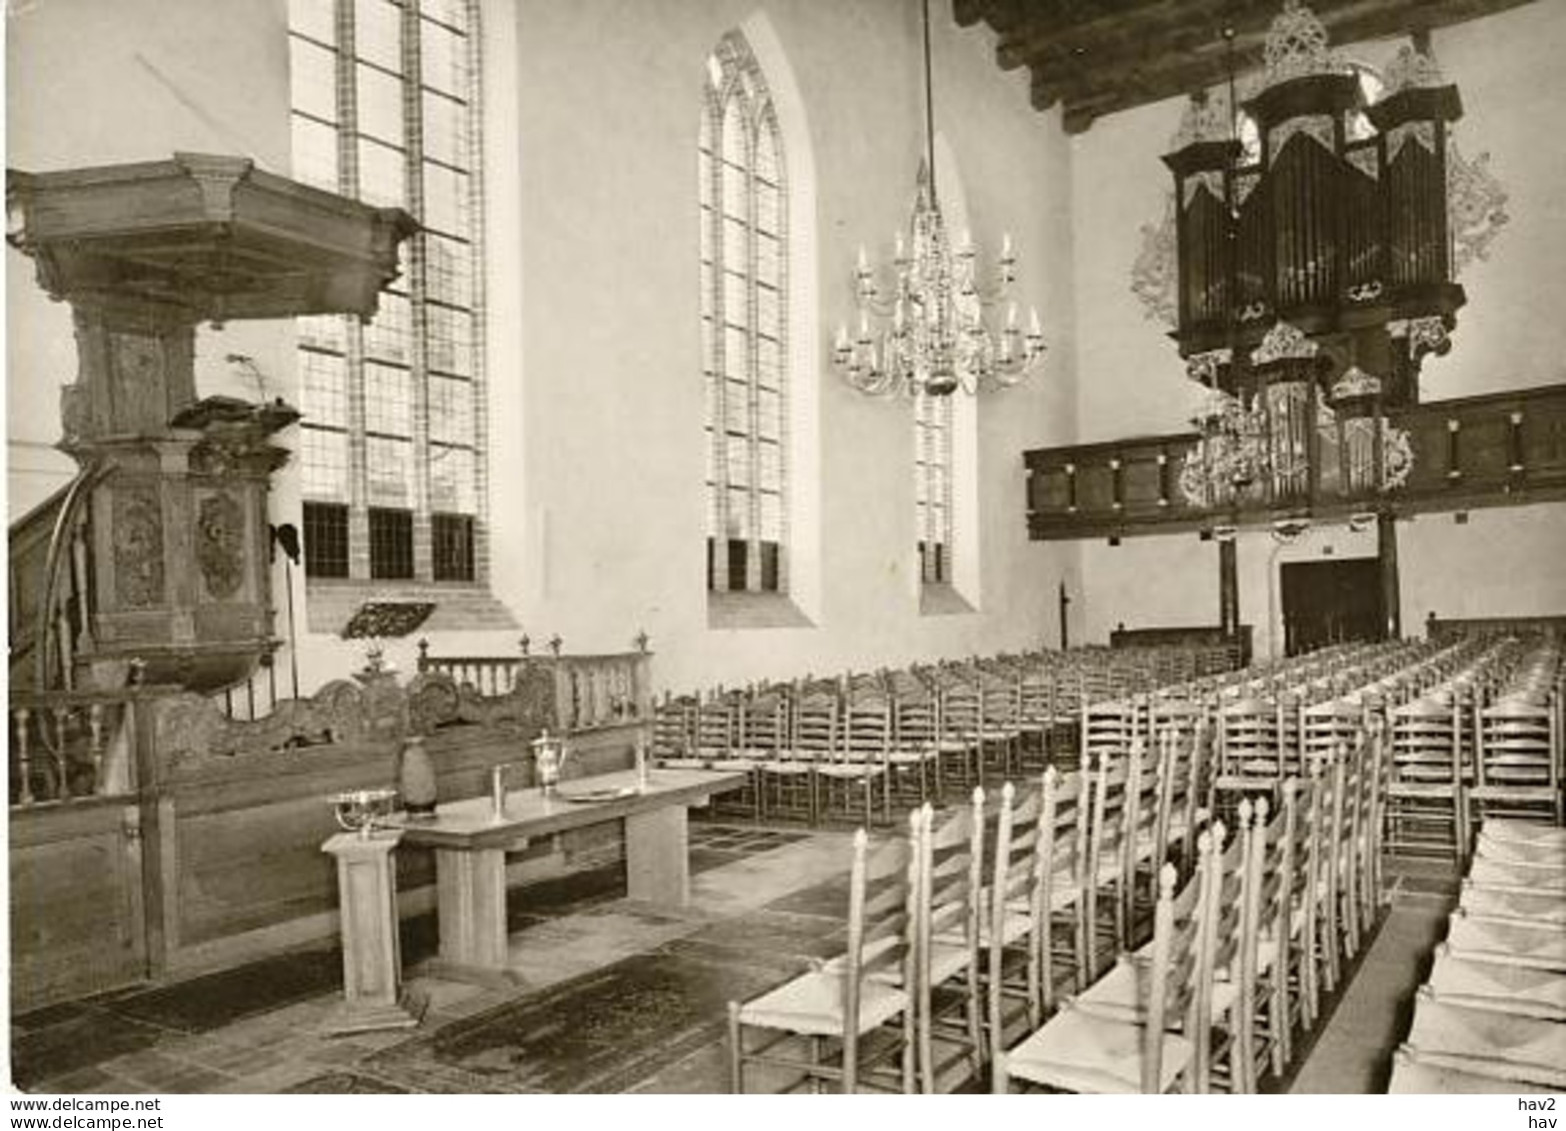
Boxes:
[700,32,788,594]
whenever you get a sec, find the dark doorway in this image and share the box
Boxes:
[1280,558,1385,657]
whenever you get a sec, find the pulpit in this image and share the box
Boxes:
[6,153,416,693]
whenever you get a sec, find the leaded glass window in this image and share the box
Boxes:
[915,391,953,585]
[289,0,485,584]
[701,31,788,595]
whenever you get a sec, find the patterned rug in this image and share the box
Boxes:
[362,859,844,1095]
[284,1072,410,1094]
[362,943,810,1093]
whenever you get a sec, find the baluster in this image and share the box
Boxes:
[53,705,71,801]
[87,703,105,795]
[71,523,92,652]
[55,599,75,690]
[14,708,34,806]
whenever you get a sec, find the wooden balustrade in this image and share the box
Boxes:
[1024,382,1566,540]
[8,657,600,1010]
[417,638,652,734]
[1427,614,1566,642]
[8,685,170,807]
[414,642,525,697]
[554,653,652,731]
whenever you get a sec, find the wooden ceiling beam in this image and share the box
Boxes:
[999,0,1233,72]
[1026,0,1278,107]
[954,0,1049,36]
[1015,0,1537,131]
[952,0,1002,30]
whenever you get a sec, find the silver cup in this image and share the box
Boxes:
[330,787,400,838]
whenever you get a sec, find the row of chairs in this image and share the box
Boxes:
[654,670,1039,827]
[727,723,1388,1093]
[1085,633,1562,866]
[1389,817,1566,1092]
[654,644,1246,826]
[996,733,1387,1093]
[1386,637,1565,863]
[657,637,1445,829]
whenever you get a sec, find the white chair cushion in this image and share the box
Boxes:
[1406,996,1566,1088]
[738,969,908,1038]
[1429,950,1566,1021]
[1003,1003,1193,1094]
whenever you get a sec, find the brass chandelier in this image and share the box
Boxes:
[832,0,1045,398]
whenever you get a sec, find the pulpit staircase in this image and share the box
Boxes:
[8,462,105,697]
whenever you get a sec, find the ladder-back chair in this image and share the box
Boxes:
[728,822,917,1094]
[1242,794,1293,1077]
[824,675,891,826]
[1471,692,1563,829]
[914,789,986,1092]
[993,860,1203,1094]
[1386,694,1468,863]
[1036,765,1090,1011]
[986,780,1046,1056]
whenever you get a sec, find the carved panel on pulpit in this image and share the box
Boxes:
[111,484,165,609]
[195,491,246,601]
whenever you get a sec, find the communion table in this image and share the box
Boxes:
[391,767,745,985]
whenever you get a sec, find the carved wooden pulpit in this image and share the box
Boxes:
[7,153,416,692]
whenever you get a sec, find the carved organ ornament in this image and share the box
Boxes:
[1128,1,1508,514]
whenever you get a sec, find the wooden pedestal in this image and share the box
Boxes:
[322,829,420,1035]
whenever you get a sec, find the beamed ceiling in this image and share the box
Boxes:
[953,0,1537,133]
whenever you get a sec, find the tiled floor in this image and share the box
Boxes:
[10,822,845,1094]
[9,824,1449,1095]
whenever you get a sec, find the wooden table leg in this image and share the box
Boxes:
[321,830,420,1034]
[625,804,690,906]
[426,845,521,986]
